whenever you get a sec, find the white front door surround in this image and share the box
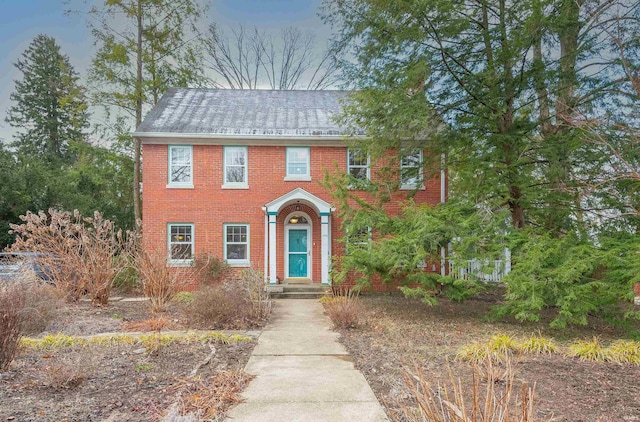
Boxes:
[262,188,334,284]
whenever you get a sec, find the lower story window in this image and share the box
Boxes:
[168,223,194,264]
[225,224,250,266]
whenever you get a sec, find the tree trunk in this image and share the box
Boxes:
[133,0,143,228]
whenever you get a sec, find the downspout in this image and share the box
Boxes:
[440,153,447,277]
[262,207,268,282]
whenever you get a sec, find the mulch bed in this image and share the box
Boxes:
[0,291,260,421]
[336,293,640,421]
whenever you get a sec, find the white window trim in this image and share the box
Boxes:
[167,145,194,188]
[224,223,250,267]
[285,147,311,181]
[223,146,248,188]
[167,223,194,266]
[400,150,425,190]
[347,148,370,185]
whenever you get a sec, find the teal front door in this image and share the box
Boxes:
[288,229,309,278]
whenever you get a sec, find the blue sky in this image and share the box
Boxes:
[0,0,327,142]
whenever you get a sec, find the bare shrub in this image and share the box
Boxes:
[323,296,361,329]
[238,268,271,322]
[397,356,545,422]
[19,283,63,335]
[9,209,132,305]
[188,283,246,327]
[187,269,270,328]
[135,249,190,313]
[0,284,26,371]
[193,253,230,286]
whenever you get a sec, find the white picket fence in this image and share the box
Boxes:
[449,258,511,283]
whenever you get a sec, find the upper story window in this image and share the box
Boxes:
[400,150,423,190]
[168,145,193,187]
[224,146,248,188]
[285,147,310,180]
[224,224,250,266]
[168,223,194,265]
[347,149,370,182]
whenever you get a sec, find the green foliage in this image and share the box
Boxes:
[329,198,507,305]
[494,231,640,328]
[0,35,135,248]
[322,1,640,328]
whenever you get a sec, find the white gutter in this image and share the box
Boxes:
[133,131,354,140]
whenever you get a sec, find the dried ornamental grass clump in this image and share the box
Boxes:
[458,333,560,364]
[605,340,640,366]
[457,333,521,364]
[520,334,558,355]
[398,355,548,422]
[323,296,362,329]
[568,337,606,362]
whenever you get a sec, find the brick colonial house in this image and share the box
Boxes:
[134,89,446,289]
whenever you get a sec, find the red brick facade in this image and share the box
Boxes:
[142,143,444,288]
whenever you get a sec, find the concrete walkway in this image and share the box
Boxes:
[226,299,388,422]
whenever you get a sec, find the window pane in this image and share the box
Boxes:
[170,226,191,242]
[349,150,367,166]
[288,163,308,175]
[226,244,247,260]
[170,146,192,183]
[349,166,367,180]
[226,166,245,183]
[169,225,193,261]
[224,147,247,184]
[171,243,192,260]
[287,148,309,176]
[225,225,249,262]
[401,151,422,187]
[226,149,246,165]
[171,165,191,183]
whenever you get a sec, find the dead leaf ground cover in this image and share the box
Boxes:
[0,293,262,421]
[337,290,640,421]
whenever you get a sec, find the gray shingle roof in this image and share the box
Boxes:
[135,88,354,138]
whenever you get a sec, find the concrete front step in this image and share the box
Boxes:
[266,283,331,299]
[270,291,329,299]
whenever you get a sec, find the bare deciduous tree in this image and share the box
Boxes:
[205,25,339,90]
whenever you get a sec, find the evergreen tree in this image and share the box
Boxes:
[6,34,89,160]
[321,0,640,326]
